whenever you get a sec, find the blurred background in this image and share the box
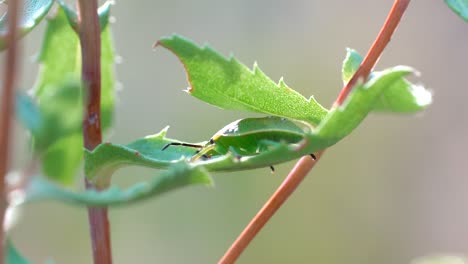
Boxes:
[7,0,468,263]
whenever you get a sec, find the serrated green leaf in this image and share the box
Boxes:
[6,239,31,264]
[19,162,212,207]
[28,6,116,185]
[158,34,328,125]
[341,49,431,113]
[86,67,417,174]
[446,0,468,21]
[0,0,53,51]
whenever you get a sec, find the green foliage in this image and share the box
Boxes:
[0,0,53,51]
[18,162,212,207]
[342,48,432,113]
[445,0,468,21]
[85,66,421,180]
[20,5,117,185]
[84,127,199,178]
[158,35,328,125]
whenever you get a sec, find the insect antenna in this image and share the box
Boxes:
[162,142,204,151]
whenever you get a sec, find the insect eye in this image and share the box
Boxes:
[209,139,215,144]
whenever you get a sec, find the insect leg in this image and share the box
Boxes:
[310,153,317,160]
[162,142,204,151]
[269,165,275,172]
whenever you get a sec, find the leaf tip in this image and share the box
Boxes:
[184,86,193,94]
[252,61,260,73]
[152,40,162,50]
[278,77,287,88]
[154,33,179,49]
[412,84,433,107]
[145,126,170,139]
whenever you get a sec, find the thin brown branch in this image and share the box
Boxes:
[0,0,21,262]
[77,1,113,264]
[219,152,323,264]
[219,0,411,263]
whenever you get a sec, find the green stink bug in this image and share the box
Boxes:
[162,116,316,168]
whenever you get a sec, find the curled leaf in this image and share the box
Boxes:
[341,48,431,113]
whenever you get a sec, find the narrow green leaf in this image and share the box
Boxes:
[158,34,328,125]
[28,5,116,185]
[6,239,31,264]
[341,49,432,113]
[20,162,212,207]
[445,0,468,21]
[0,0,53,51]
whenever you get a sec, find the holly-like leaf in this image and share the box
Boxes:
[445,0,468,21]
[0,0,53,51]
[342,48,431,113]
[85,67,417,175]
[157,35,328,125]
[19,162,212,207]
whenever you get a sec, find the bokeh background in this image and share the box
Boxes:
[8,0,468,263]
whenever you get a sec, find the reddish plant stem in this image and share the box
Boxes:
[0,1,21,263]
[219,0,410,263]
[77,1,113,264]
[334,0,410,106]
